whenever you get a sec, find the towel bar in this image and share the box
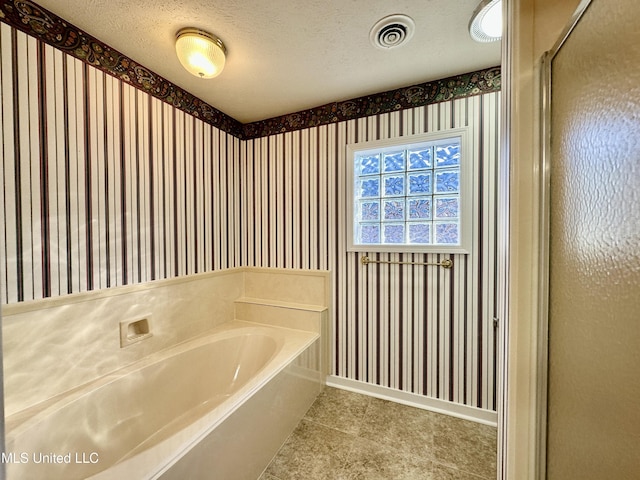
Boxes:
[360,255,453,269]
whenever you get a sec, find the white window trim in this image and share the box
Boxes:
[346,128,473,254]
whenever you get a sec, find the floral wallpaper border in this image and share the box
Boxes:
[0,0,501,140]
[242,67,500,139]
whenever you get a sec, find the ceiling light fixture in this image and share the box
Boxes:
[175,28,227,79]
[469,0,502,43]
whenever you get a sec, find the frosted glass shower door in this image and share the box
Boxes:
[545,0,640,478]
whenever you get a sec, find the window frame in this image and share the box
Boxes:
[346,128,473,254]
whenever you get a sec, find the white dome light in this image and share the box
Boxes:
[469,0,502,43]
[175,28,227,79]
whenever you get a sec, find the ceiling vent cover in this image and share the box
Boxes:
[370,14,415,50]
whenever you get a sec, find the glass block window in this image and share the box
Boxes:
[347,130,471,253]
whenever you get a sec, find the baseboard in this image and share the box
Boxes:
[325,375,497,427]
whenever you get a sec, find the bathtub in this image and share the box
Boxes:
[4,321,323,480]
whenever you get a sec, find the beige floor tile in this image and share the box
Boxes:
[338,437,433,480]
[263,419,353,480]
[431,463,492,480]
[263,387,497,480]
[432,415,497,479]
[358,397,439,459]
[304,387,371,435]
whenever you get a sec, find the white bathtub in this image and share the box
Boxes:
[5,321,323,480]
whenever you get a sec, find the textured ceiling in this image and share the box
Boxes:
[33,0,501,123]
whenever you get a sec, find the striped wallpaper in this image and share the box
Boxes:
[242,95,500,411]
[0,25,242,303]
[0,23,499,410]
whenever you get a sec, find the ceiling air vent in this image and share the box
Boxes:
[370,14,415,50]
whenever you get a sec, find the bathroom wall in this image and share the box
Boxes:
[242,94,500,411]
[0,24,242,304]
[0,9,500,414]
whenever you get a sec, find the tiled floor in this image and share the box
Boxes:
[259,387,497,480]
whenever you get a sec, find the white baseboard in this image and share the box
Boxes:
[325,375,497,427]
